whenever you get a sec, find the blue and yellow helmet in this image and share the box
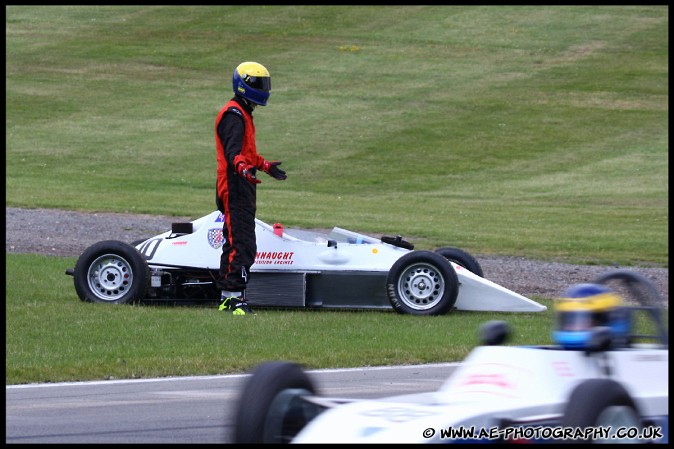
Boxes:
[232,61,271,106]
[552,283,630,349]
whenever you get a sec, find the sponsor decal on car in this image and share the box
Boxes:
[255,251,295,265]
[208,228,224,249]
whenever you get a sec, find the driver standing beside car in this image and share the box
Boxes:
[214,61,287,315]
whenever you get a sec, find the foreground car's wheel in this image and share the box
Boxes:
[386,251,459,316]
[233,361,320,444]
[73,240,149,304]
[561,379,643,444]
[435,246,484,277]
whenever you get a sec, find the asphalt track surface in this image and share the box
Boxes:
[5,363,458,444]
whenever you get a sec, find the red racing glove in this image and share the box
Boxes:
[236,162,261,185]
[260,160,287,180]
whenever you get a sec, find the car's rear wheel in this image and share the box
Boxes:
[233,361,320,444]
[386,251,459,316]
[73,240,149,304]
[435,246,484,277]
[561,379,643,443]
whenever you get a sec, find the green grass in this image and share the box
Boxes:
[5,6,668,384]
[6,253,555,385]
[6,5,668,265]
[5,255,665,386]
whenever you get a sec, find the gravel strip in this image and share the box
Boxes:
[6,207,668,305]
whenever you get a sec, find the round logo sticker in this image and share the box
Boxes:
[207,228,224,249]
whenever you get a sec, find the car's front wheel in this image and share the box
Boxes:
[386,250,459,316]
[232,361,321,444]
[561,379,643,443]
[73,240,149,304]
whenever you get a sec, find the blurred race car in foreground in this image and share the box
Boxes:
[231,270,668,444]
[65,210,546,315]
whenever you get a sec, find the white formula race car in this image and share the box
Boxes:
[231,270,668,444]
[65,210,545,315]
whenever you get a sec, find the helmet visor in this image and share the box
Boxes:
[245,75,271,92]
[557,310,611,331]
[557,311,593,332]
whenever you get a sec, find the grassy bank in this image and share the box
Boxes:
[5,6,668,384]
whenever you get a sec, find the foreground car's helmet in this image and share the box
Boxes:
[232,61,271,106]
[552,283,630,349]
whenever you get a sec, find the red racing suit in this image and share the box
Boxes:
[214,97,266,293]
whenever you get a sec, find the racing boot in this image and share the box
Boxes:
[231,300,256,316]
[219,291,256,315]
[218,290,241,311]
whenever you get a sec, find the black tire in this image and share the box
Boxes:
[561,379,643,444]
[73,240,150,304]
[386,250,459,316]
[233,361,318,444]
[435,246,484,277]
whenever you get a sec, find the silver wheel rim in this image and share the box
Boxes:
[86,253,134,302]
[397,262,445,311]
[595,405,642,443]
